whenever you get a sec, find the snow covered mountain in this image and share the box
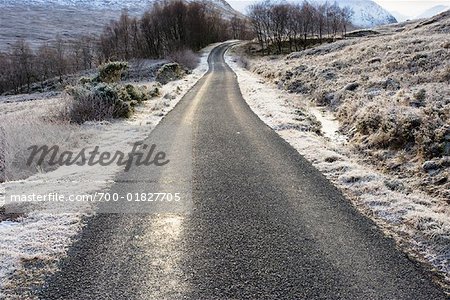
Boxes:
[390,11,410,22]
[310,0,397,28]
[416,5,450,19]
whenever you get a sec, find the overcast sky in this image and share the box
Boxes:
[227,0,450,18]
[376,0,450,16]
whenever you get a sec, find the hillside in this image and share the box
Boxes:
[416,5,450,19]
[228,9,450,286]
[0,0,243,50]
[310,0,397,28]
[0,0,238,13]
[245,10,450,199]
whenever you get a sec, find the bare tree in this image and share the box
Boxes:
[54,37,67,82]
[231,15,248,40]
[301,2,316,47]
[0,1,235,94]
[10,39,34,92]
[340,7,354,36]
[315,2,329,41]
[248,0,354,54]
[36,43,57,84]
[248,2,267,53]
[248,1,273,54]
[270,3,289,54]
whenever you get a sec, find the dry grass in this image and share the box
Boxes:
[0,6,124,51]
[245,11,450,200]
[230,11,450,286]
[0,110,78,183]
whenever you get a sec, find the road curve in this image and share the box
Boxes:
[38,43,446,299]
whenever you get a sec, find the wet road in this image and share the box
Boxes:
[39,43,446,299]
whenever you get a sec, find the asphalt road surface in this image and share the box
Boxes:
[39,43,446,299]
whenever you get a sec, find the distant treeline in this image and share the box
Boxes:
[0,1,251,94]
[0,37,96,94]
[98,2,249,61]
[248,0,353,54]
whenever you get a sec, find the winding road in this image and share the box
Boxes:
[39,43,446,299]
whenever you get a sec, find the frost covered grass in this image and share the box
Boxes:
[0,99,78,183]
[241,11,450,201]
[0,43,216,297]
[226,33,450,289]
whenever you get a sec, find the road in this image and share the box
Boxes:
[39,43,446,299]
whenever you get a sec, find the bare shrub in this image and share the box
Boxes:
[156,63,188,84]
[313,90,335,106]
[442,66,450,82]
[352,102,449,161]
[63,59,157,124]
[65,83,134,124]
[355,106,382,135]
[167,49,199,70]
[122,84,150,103]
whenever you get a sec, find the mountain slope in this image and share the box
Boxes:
[0,0,243,50]
[390,11,410,22]
[0,0,241,16]
[416,5,450,19]
[311,0,397,28]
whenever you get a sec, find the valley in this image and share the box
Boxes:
[0,0,449,298]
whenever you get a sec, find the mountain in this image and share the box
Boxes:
[416,5,450,19]
[310,0,397,28]
[0,0,243,50]
[390,11,410,22]
[0,0,151,10]
[0,0,241,17]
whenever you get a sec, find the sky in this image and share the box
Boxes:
[227,0,450,18]
[375,0,450,17]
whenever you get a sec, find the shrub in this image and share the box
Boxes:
[156,63,187,84]
[149,85,161,98]
[442,66,450,82]
[313,90,335,106]
[79,77,94,85]
[412,89,427,107]
[414,89,426,102]
[98,61,129,83]
[65,60,159,123]
[355,109,382,135]
[123,84,150,103]
[167,49,199,70]
[66,83,133,123]
[415,110,449,159]
[385,112,422,150]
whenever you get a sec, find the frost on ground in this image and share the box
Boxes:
[241,11,450,201]
[226,26,450,289]
[0,43,217,298]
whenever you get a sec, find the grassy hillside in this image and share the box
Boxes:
[0,6,121,51]
[242,11,450,200]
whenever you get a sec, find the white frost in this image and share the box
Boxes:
[225,51,450,284]
[0,43,217,293]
